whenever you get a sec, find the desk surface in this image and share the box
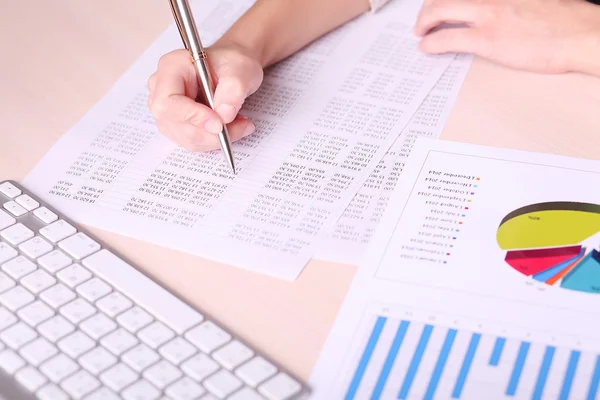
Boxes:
[2,0,600,384]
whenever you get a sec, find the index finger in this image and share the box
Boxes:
[414,0,477,37]
[150,50,220,126]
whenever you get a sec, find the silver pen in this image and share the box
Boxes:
[169,0,236,174]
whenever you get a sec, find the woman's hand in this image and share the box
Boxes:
[148,42,264,152]
[414,0,600,76]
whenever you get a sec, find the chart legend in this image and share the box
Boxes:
[497,202,600,294]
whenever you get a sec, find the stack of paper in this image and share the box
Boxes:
[23,0,472,280]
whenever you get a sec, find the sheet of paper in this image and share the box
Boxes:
[22,0,454,280]
[310,138,600,399]
[315,53,473,264]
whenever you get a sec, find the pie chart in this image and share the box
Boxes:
[496,202,600,294]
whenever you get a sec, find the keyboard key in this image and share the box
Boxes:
[229,387,265,400]
[138,321,175,349]
[0,271,16,294]
[39,220,76,243]
[181,353,220,381]
[159,337,196,365]
[38,315,75,342]
[58,232,101,260]
[37,384,70,400]
[19,337,58,366]
[84,387,121,400]
[0,210,15,230]
[15,194,39,211]
[59,298,97,324]
[185,321,231,353]
[56,263,92,288]
[121,380,161,400]
[39,353,79,383]
[15,366,47,391]
[60,369,100,399]
[80,312,117,340]
[165,376,206,400]
[0,348,25,373]
[0,306,17,330]
[0,182,21,198]
[203,369,243,398]
[2,255,37,279]
[0,321,37,349]
[0,286,35,311]
[1,223,34,245]
[38,249,72,273]
[100,328,138,355]
[78,347,117,375]
[83,250,204,334]
[143,359,183,389]
[258,373,302,400]
[0,242,18,264]
[57,330,95,359]
[99,362,139,392]
[33,207,58,224]
[19,236,53,259]
[96,291,132,317]
[116,305,153,333]
[20,269,57,294]
[76,277,112,302]
[40,283,76,308]
[3,201,27,217]
[122,343,161,372]
[17,300,54,326]
[212,340,254,370]
[235,356,277,387]
[19,238,51,263]
[199,394,220,400]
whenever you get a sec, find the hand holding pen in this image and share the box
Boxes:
[147,1,263,170]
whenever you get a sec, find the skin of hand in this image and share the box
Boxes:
[414,0,600,77]
[147,42,263,152]
[147,0,370,152]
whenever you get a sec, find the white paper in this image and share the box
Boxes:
[310,138,600,399]
[23,0,454,280]
[315,53,472,264]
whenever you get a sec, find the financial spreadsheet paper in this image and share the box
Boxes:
[23,0,454,280]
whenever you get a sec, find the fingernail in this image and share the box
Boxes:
[205,119,222,134]
[243,122,256,137]
[216,104,237,122]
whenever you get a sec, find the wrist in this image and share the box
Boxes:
[568,4,600,77]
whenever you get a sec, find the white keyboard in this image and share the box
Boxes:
[0,180,309,400]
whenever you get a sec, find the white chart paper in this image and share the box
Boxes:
[315,54,472,264]
[23,0,454,280]
[310,138,600,399]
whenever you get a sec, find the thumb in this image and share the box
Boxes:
[419,27,483,55]
[212,62,263,124]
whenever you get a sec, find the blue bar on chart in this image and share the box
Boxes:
[506,341,530,396]
[452,333,481,398]
[423,328,457,400]
[489,337,506,366]
[344,316,386,400]
[559,350,579,400]
[587,356,600,400]
[531,346,555,400]
[398,324,433,399]
[371,321,410,399]
[343,315,600,399]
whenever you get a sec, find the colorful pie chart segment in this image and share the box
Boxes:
[496,202,600,294]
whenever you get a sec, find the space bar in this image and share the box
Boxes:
[82,249,204,334]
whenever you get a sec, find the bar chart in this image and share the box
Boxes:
[343,314,600,399]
